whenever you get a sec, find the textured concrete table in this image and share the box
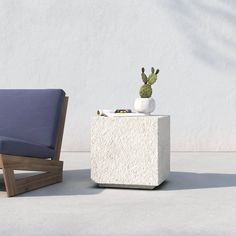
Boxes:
[91,115,170,189]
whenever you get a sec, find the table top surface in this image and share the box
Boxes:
[94,114,170,119]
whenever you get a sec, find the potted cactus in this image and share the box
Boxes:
[134,67,159,114]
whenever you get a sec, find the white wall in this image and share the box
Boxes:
[0,0,236,151]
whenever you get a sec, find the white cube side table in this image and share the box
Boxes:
[91,115,170,189]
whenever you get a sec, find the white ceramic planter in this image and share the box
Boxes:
[134,97,156,114]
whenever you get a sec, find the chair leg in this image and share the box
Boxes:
[0,155,63,197]
[14,171,63,196]
[2,168,16,197]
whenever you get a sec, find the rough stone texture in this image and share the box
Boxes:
[91,116,170,188]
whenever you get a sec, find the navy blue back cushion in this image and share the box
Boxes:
[0,89,65,148]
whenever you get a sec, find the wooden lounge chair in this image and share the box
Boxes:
[0,89,68,197]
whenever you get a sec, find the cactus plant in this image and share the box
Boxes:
[139,67,159,98]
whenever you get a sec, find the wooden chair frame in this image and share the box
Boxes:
[0,96,68,197]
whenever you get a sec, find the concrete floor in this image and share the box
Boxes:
[1,152,236,236]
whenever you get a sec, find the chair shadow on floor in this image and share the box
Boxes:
[1,170,236,196]
[0,169,103,197]
[157,171,236,191]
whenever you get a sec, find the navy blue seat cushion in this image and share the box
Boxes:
[0,89,65,158]
[0,136,54,158]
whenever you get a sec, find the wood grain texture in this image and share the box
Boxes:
[54,96,68,161]
[2,167,16,197]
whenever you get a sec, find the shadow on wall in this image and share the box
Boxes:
[0,169,103,197]
[159,171,236,191]
[160,0,236,70]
